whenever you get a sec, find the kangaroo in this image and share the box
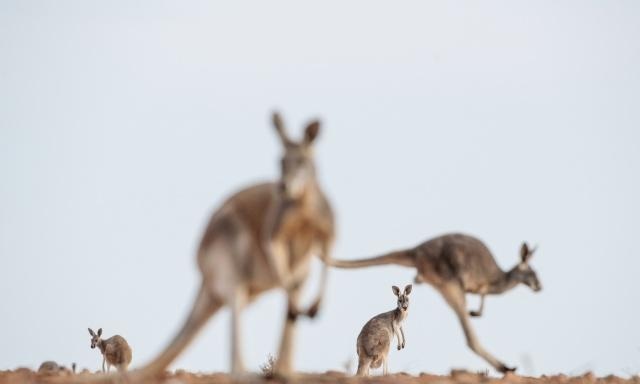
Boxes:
[88,328,132,372]
[356,284,412,376]
[37,361,60,374]
[329,233,541,373]
[134,112,335,378]
[37,361,74,376]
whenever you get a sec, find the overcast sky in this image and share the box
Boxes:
[1,0,639,378]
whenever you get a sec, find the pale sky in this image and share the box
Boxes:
[1,0,639,377]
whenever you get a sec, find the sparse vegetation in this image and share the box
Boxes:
[260,353,277,379]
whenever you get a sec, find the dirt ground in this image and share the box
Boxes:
[2,369,639,384]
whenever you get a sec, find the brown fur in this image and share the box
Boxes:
[36,361,74,376]
[88,328,132,373]
[356,285,411,376]
[38,361,60,374]
[134,112,335,378]
[330,233,541,373]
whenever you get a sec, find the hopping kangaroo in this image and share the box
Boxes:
[356,284,412,376]
[88,328,132,372]
[138,112,335,377]
[330,233,541,373]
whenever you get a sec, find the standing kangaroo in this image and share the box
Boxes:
[88,328,132,372]
[356,284,412,376]
[137,112,335,377]
[330,233,541,373]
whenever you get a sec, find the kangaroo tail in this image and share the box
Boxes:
[132,284,223,380]
[328,249,415,269]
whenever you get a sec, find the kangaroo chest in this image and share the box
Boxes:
[281,217,324,267]
[393,309,408,327]
[98,340,107,354]
[274,203,330,264]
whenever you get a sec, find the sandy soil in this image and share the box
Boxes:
[1,369,639,384]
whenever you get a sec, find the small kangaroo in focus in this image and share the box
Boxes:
[330,233,541,373]
[88,328,132,372]
[356,284,412,376]
[135,112,335,378]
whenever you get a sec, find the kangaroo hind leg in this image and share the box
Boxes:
[356,356,372,376]
[439,283,515,373]
[229,286,248,374]
[137,284,223,377]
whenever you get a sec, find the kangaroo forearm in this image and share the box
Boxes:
[309,260,329,303]
[265,241,293,289]
[301,252,330,317]
[469,294,486,317]
[393,327,402,347]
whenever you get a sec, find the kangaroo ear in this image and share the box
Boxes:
[520,242,530,263]
[303,120,320,146]
[97,328,102,337]
[88,328,94,336]
[404,284,413,295]
[272,111,291,146]
[392,286,400,296]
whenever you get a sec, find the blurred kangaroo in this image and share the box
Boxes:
[88,328,132,372]
[38,361,61,375]
[356,284,412,376]
[330,233,541,373]
[38,361,74,376]
[136,112,335,377]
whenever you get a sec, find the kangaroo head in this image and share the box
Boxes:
[511,242,542,292]
[272,112,321,200]
[392,284,412,311]
[88,327,102,349]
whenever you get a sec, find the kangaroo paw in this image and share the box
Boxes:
[287,307,300,321]
[305,300,321,319]
[498,364,517,373]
